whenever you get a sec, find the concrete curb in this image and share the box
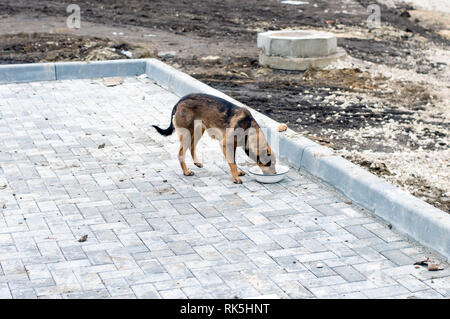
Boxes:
[0,59,147,84]
[55,60,146,80]
[0,63,56,83]
[0,59,449,260]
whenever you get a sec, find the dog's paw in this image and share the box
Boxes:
[194,162,203,168]
[184,170,195,176]
[233,177,243,184]
[238,170,246,176]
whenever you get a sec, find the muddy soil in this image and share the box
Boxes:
[0,33,121,64]
[0,33,156,64]
[0,0,448,212]
[1,0,445,41]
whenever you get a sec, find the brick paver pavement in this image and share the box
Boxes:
[0,77,448,299]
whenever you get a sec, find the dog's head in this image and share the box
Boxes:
[245,127,276,175]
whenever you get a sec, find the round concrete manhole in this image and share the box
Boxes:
[257,29,346,71]
[270,31,315,38]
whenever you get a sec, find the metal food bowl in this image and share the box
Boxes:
[247,165,289,183]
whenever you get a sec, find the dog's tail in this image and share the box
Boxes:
[152,102,179,136]
[152,123,174,136]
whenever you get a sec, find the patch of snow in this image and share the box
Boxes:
[280,1,309,5]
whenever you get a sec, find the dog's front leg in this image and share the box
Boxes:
[221,139,242,184]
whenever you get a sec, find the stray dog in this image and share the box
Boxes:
[152,93,276,183]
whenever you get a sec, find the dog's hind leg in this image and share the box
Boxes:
[190,127,204,168]
[178,132,194,176]
[221,139,242,184]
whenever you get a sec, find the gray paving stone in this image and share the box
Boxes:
[131,283,161,299]
[396,289,444,299]
[337,291,368,299]
[153,277,200,291]
[332,265,366,282]
[190,269,223,285]
[163,263,194,280]
[159,288,187,298]
[308,285,340,298]
[323,255,368,268]
[102,279,133,297]
[380,250,416,266]
[424,276,450,297]
[305,262,337,277]
[61,245,87,261]
[182,285,214,299]
[273,256,308,272]
[299,274,347,289]
[344,225,375,239]
[219,228,248,241]
[361,285,410,299]
[395,275,430,292]
[0,77,448,299]
[0,283,12,298]
[353,246,387,262]
[296,251,338,263]
[11,288,37,299]
[277,281,314,298]
[85,250,113,265]
[63,289,110,299]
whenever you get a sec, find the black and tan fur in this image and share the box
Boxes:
[152,93,276,184]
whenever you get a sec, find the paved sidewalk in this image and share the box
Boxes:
[0,77,448,299]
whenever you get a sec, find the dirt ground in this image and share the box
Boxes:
[0,0,448,212]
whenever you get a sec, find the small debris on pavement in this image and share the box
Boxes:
[0,184,7,190]
[98,143,106,149]
[155,187,173,195]
[428,263,444,271]
[414,257,444,271]
[277,123,288,132]
[103,77,124,87]
[414,257,430,266]
[316,263,324,268]
[78,234,88,242]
